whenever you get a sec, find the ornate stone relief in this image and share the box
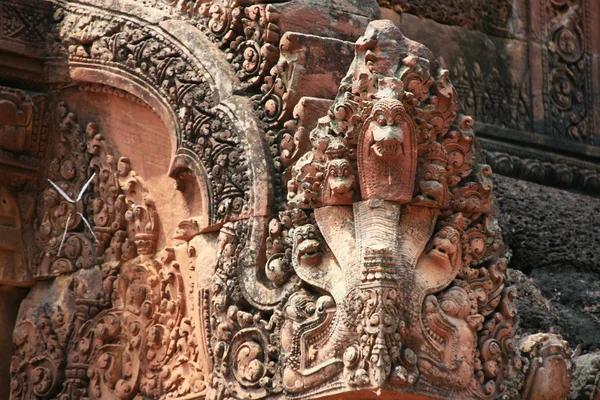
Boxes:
[12,102,208,400]
[193,0,280,91]
[8,1,579,399]
[379,0,600,196]
[0,86,50,189]
[544,0,593,143]
[54,3,251,227]
[443,57,531,133]
[206,20,573,400]
[0,0,50,49]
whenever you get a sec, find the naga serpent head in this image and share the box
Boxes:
[293,224,323,267]
[366,97,410,160]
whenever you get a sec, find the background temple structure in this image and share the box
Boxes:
[0,0,598,399]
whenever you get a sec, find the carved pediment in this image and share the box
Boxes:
[208,20,572,400]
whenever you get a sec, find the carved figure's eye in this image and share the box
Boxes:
[377,114,387,126]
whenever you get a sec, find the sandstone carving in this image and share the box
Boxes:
[12,103,207,400]
[0,86,50,189]
[207,20,573,400]
[3,1,586,399]
[0,186,30,285]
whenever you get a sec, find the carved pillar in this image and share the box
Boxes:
[0,187,29,392]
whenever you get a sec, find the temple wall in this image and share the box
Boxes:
[379,0,600,352]
[0,0,598,399]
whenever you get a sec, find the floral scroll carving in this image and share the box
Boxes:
[194,0,280,91]
[11,307,70,399]
[207,20,573,400]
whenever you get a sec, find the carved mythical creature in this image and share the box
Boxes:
[322,158,356,205]
[207,20,573,400]
[358,97,416,203]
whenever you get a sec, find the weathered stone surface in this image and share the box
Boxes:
[569,352,600,399]
[495,174,600,350]
[0,286,27,396]
[494,174,599,274]
[0,186,32,286]
[0,0,597,399]
[0,86,49,189]
[388,12,531,134]
[508,268,564,338]
[273,0,381,42]
[379,0,526,39]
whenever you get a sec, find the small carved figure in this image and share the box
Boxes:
[322,158,356,205]
[358,97,417,203]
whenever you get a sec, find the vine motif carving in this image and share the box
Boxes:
[10,307,71,400]
[58,250,207,400]
[34,101,95,279]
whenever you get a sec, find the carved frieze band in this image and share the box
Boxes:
[483,147,600,194]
